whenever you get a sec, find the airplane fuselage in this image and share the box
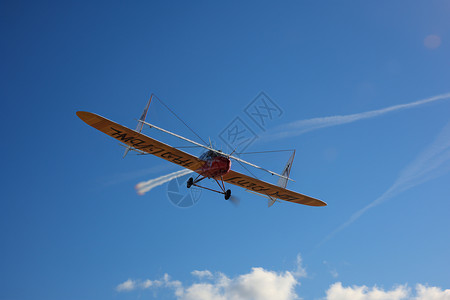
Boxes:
[198,150,231,178]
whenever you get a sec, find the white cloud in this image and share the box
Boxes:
[116,267,299,300]
[192,270,214,279]
[141,278,163,289]
[293,253,307,278]
[116,274,183,294]
[326,282,410,300]
[325,283,450,300]
[226,267,298,300]
[323,261,339,278]
[330,269,339,278]
[116,274,450,300]
[414,284,450,300]
[115,257,450,300]
[116,279,137,291]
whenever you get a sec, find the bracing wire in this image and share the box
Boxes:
[236,149,295,155]
[172,145,203,149]
[236,159,259,180]
[236,156,278,201]
[152,94,209,146]
[144,93,293,181]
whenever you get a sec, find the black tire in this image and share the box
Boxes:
[224,189,231,200]
[187,177,194,188]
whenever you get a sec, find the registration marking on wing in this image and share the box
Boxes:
[223,171,326,206]
[77,111,205,172]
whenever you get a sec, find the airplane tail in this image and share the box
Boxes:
[123,94,153,158]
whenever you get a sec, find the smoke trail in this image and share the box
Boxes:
[136,169,193,195]
[265,92,450,141]
[319,121,450,246]
[102,164,171,187]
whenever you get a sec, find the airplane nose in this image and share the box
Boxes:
[226,158,231,171]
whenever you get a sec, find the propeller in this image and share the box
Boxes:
[229,195,241,207]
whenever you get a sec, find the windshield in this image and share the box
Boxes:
[199,150,224,160]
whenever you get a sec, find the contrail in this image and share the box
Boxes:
[319,121,450,246]
[136,169,193,195]
[265,92,450,140]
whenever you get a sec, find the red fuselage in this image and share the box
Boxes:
[199,153,231,178]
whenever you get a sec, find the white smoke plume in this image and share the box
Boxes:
[320,121,450,245]
[135,169,193,195]
[265,92,450,140]
[102,164,171,187]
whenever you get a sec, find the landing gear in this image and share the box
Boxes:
[187,177,193,188]
[188,174,232,200]
[224,189,231,200]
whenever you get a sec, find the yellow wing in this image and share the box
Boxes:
[77,111,325,207]
[222,170,327,206]
[77,111,205,171]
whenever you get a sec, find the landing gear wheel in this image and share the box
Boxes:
[187,177,194,188]
[224,189,231,200]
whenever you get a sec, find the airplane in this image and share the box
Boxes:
[76,94,326,207]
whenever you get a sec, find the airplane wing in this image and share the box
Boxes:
[77,111,205,172]
[222,170,327,206]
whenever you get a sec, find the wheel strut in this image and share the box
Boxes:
[187,175,232,200]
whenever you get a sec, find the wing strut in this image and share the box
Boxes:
[123,94,153,158]
[139,120,294,182]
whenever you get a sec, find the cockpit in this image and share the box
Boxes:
[199,150,225,161]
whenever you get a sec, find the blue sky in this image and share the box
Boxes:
[1,1,450,299]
